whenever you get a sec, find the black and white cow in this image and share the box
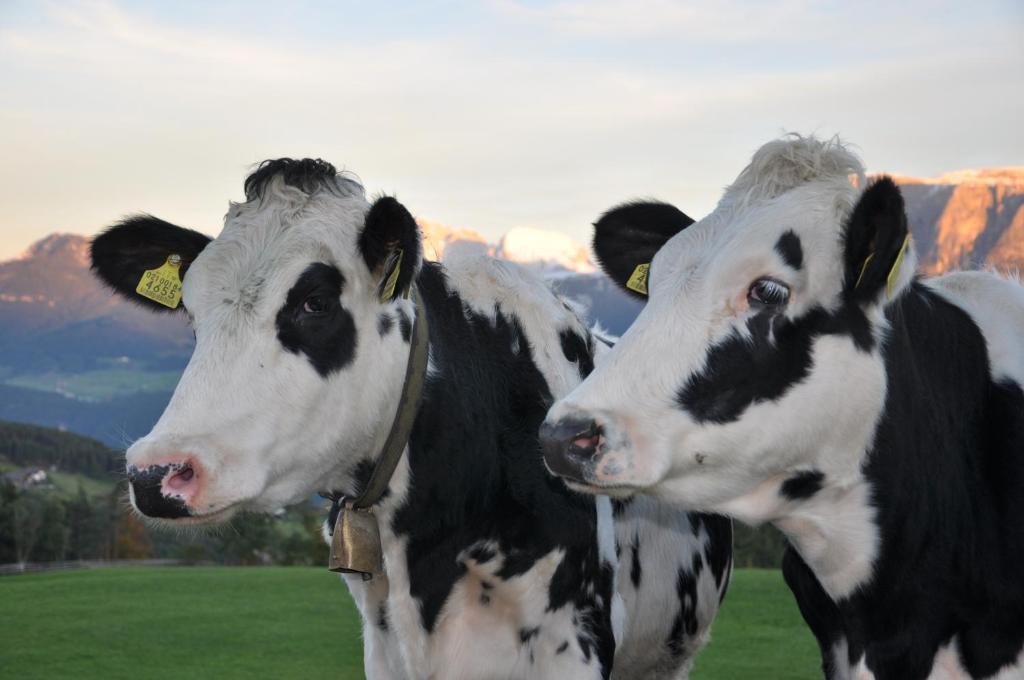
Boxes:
[540,136,1024,679]
[90,159,732,679]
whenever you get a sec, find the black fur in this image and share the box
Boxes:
[676,304,871,424]
[358,196,421,301]
[775,230,804,270]
[275,263,357,377]
[90,215,212,313]
[629,532,642,588]
[383,263,617,677]
[786,284,1024,679]
[666,564,699,657]
[243,158,351,201]
[701,514,734,599]
[395,307,412,343]
[842,177,909,305]
[780,470,825,501]
[377,313,394,337]
[592,201,695,299]
[559,329,595,379]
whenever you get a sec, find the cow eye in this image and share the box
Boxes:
[748,278,790,307]
[302,295,328,315]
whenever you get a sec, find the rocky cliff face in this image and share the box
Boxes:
[891,168,1024,274]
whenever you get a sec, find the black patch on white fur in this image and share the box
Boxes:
[395,307,412,343]
[785,284,1024,679]
[780,470,825,501]
[389,263,617,678]
[377,313,393,337]
[667,565,698,657]
[275,263,357,377]
[775,230,803,270]
[559,329,595,379]
[90,215,212,313]
[629,532,642,588]
[676,305,871,424]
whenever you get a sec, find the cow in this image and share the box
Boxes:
[89,158,732,680]
[539,135,1024,679]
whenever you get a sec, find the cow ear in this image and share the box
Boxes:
[592,201,695,299]
[358,196,422,302]
[842,177,913,305]
[90,215,212,313]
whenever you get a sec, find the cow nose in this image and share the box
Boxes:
[127,462,195,519]
[539,417,603,481]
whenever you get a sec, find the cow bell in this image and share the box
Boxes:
[329,501,383,579]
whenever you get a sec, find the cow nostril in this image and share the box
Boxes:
[540,418,603,458]
[571,433,601,456]
[166,465,195,491]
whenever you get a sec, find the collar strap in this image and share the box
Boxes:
[348,284,429,509]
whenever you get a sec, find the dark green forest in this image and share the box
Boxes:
[0,419,788,568]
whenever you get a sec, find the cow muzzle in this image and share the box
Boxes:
[127,459,203,519]
[538,413,634,495]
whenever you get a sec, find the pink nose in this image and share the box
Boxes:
[127,457,204,519]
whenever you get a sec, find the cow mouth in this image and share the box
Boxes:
[135,499,244,527]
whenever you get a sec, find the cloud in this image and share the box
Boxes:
[0,0,1021,260]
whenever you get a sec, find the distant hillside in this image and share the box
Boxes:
[0,419,120,478]
[0,384,171,448]
[3,170,1022,446]
[0,233,193,375]
[889,168,1024,274]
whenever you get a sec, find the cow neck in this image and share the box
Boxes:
[323,284,429,510]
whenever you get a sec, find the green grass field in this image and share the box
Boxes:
[0,567,820,679]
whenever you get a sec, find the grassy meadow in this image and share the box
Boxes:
[0,567,820,679]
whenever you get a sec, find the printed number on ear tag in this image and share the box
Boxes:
[380,249,405,302]
[625,263,650,295]
[136,255,183,308]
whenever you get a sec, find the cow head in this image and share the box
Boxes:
[91,159,422,524]
[541,136,914,522]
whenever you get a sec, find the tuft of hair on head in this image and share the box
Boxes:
[724,134,866,210]
[243,158,363,202]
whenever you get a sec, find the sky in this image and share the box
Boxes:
[1,0,1022,260]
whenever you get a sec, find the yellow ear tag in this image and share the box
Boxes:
[625,263,650,295]
[379,249,404,302]
[886,234,910,298]
[135,254,183,309]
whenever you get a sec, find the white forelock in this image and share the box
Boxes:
[720,133,866,213]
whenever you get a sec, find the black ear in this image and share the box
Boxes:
[593,201,695,299]
[358,196,422,301]
[842,177,911,304]
[90,215,212,312]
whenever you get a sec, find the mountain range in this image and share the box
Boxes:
[2,167,1021,445]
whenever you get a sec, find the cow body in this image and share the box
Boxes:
[539,136,1024,679]
[88,159,731,679]
[337,256,731,679]
[783,270,1024,680]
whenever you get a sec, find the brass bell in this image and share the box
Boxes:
[328,500,383,579]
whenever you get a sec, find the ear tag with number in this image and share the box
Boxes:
[379,249,405,302]
[625,263,650,295]
[136,254,183,309]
